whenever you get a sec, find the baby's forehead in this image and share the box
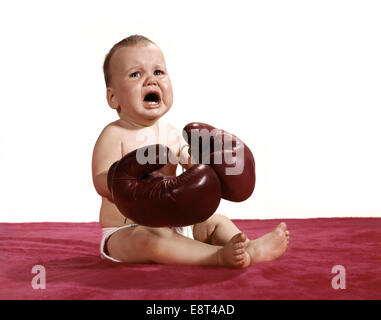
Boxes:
[112,44,165,67]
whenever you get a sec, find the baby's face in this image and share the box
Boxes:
[107,44,173,126]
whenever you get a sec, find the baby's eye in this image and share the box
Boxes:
[154,70,164,76]
[130,71,140,78]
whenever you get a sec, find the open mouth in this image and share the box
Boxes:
[143,92,161,105]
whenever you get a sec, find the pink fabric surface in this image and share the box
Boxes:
[0,218,380,300]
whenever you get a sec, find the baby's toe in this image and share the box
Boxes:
[233,241,245,250]
[233,248,245,255]
[234,253,245,261]
[231,232,247,244]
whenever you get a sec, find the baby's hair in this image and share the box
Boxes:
[103,34,156,87]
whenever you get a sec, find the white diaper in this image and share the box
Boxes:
[100,224,194,263]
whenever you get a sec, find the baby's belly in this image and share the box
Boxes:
[100,163,178,228]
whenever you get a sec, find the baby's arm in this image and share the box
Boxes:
[92,125,122,200]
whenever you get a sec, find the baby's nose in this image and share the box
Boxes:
[145,76,158,86]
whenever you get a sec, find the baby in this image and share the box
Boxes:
[92,35,290,268]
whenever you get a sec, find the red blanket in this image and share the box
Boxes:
[1,218,380,300]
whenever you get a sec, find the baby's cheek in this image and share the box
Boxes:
[163,82,174,106]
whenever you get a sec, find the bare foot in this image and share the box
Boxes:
[246,222,289,265]
[217,233,251,268]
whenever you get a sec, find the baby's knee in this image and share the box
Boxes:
[213,213,230,223]
[205,213,230,227]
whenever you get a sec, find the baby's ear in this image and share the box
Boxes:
[106,87,120,112]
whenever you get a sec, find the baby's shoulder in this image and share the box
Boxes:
[94,121,125,150]
[99,120,125,138]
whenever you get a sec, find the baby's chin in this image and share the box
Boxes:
[120,106,171,126]
[143,103,171,118]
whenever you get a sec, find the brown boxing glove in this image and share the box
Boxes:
[107,144,221,227]
[182,122,255,202]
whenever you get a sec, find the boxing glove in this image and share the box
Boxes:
[107,144,221,227]
[182,122,255,202]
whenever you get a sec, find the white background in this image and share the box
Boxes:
[0,0,380,222]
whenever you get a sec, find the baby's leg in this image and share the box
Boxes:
[194,214,290,266]
[193,214,249,246]
[106,226,248,268]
